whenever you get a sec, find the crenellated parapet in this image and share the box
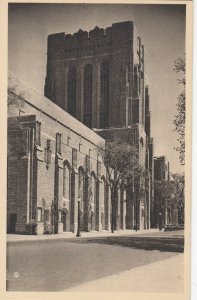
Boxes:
[47,21,135,61]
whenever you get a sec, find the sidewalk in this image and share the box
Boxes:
[7,229,160,242]
[65,253,184,293]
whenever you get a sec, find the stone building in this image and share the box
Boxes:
[7,73,128,234]
[7,21,155,234]
[154,156,178,227]
[44,20,154,230]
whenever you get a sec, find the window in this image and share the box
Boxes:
[72,148,77,169]
[56,133,62,155]
[68,67,77,117]
[63,163,70,199]
[45,139,52,168]
[97,161,101,178]
[35,121,41,146]
[84,64,93,128]
[26,128,30,154]
[86,155,90,173]
[37,207,42,222]
[100,61,109,128]
[43,209,49,222]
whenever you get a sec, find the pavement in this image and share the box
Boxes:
[65,253,184,293]
[7,228,161,242]
[7,230,184,292]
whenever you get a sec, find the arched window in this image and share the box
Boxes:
[63,162,70,200]
[84,64,93,128]
[68,67,77,117]
[100,61,109,128]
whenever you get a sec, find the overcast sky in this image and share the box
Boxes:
[8,3,186,174]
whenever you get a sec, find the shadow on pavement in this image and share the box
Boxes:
[70,236,184,253]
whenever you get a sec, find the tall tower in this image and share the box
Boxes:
[44,21,154,230]
[45,21,145,130]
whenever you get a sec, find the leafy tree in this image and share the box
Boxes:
[125,166,149,230]
[99,140,147,232]
[171,173,185,224]
[154,180,175,209]
[154,173,184,226]
[154,180,176,227]
[173,57,185,165]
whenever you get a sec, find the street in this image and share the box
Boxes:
[6,231,184,292]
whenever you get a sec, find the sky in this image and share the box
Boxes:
[8,3,186,174]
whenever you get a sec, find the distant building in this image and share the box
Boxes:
[154,156,178,228]
[154,156,170,182]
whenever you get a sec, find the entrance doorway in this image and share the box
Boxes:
[9,214,17,233]
[91,212,96,231]
[62,210,68,232]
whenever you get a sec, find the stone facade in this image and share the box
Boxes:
[7,21,155,234]
[8,73,128,234]
[45,21,146,130]
[44,20,154,230]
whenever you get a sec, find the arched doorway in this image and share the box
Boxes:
[102,176,109,230]
[90,172,97,231]
[63,161,71,232]
[141,207,145,230]
[78,167,85,231]
[62,208,69,232]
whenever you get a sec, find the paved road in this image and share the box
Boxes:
[6,231,184,291]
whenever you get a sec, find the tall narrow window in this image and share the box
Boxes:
[72,148,77,170]
[35,121,41,146]
[63,163,70,200]
[100,61,109,128]
[45,139,52,168]
[84,64,93,128]
[56,133,62,155]
[68,67,77,118]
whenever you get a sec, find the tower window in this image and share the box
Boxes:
[84,64,93,128]
[100,61,109,128]
[68,67,77,118]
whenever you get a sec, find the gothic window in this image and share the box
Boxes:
[72,148,77,170]
[97,161,101,178]
[56,133,62,155]
[86,155,90,174]
[100,61,109,128]
[63,162,70,200]
[44,139,52,168]
[68,67,77,118]
[26,128,30,154]
[84,64,93,128]
[35,121,41,146]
